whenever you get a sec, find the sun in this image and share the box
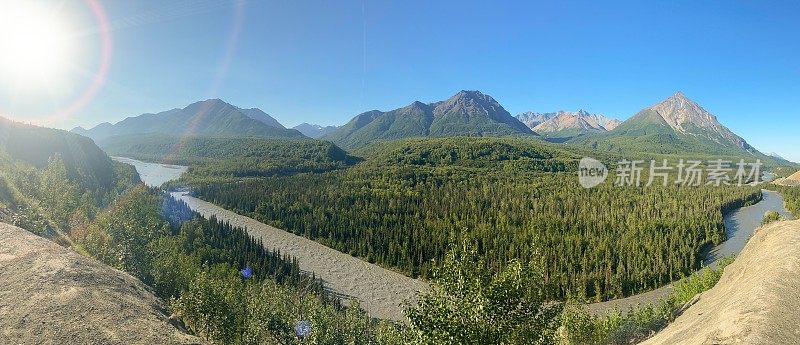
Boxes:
[0,1,77,87]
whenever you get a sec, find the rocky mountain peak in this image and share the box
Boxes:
[518,109,621,134]
[434,90,506,118]
[515,111,553,128]
[650,92,721,132]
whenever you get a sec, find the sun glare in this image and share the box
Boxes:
[0,2,77,87]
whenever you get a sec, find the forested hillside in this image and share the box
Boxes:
[354,137,583,171]
[100,134,360,179]
[1,117,116,196]
[322,91,534,149]
[0,120,395,342]
[182,136,762,301]
[0,118,139,244]
[74,186,385,343]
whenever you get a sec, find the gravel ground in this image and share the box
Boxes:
[171,192,429,322]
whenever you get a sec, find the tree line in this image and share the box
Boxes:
[189,137,762,301]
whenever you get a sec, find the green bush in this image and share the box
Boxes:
[558,256,734,345]
[403,240,562,344]
[761,211,783,226]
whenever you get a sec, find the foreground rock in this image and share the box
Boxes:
[0,223,204,345]
[641,219,800,344]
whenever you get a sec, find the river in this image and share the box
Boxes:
[589,189,794,313]
[114,157,795,316]
[704,190,794,266]
[114,157,427,321]
[111,157,187,188]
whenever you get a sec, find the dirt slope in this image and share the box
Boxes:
[0,223,204,345]
[781,170,800,186]
[641,219,800,344]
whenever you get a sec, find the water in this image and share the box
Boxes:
[116,156,424,320]
[116,156,795,299]
[704,189,794,266]
[111,157,188,188]
[117,156,794,265]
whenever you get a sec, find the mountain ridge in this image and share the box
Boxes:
[641,91,752,151]
[322,90,535,149]
[292,123,339,138]
[1,117,114,194]
[72,99,304,142]
[569,92,762,157]
[518,110,621,139]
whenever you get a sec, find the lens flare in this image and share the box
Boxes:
[0,0,111,125]
[0,2,73,87]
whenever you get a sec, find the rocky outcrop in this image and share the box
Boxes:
[0,223,204,345]
[641,220,800,344]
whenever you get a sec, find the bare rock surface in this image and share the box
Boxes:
[0,223,204,345]
[640,219,800,344]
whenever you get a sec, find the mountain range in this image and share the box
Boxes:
[516,110,621,139]
[71,99,305,142]
[768,152,786,160]
[570,92,759,156]
[67,90,780,161]
[321,90,535,149]
[292,123,340,138]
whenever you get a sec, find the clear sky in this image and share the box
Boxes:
[1,0,799,161]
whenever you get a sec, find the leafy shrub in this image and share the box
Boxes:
[761,211,783,226]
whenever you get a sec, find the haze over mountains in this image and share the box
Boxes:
[321,90,534,149]
[1,117,114,193]
[71,99,305,142]
[292,123,340,138]
[516,110,621,139]
[768,152,788,161]
[67,90,777,160]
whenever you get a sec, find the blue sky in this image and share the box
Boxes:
[3,0,799,161]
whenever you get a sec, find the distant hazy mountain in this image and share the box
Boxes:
[323,90,535,149]
[768,152,785,160]
[515,111,557,129]
[72,99,304,142]
[293,123,339,138]
[570,92,759,156]
[517,110,621,139]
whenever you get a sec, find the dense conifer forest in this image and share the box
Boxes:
[184,137,762,301]
[101,135,360,179]
[3,123,796,343]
